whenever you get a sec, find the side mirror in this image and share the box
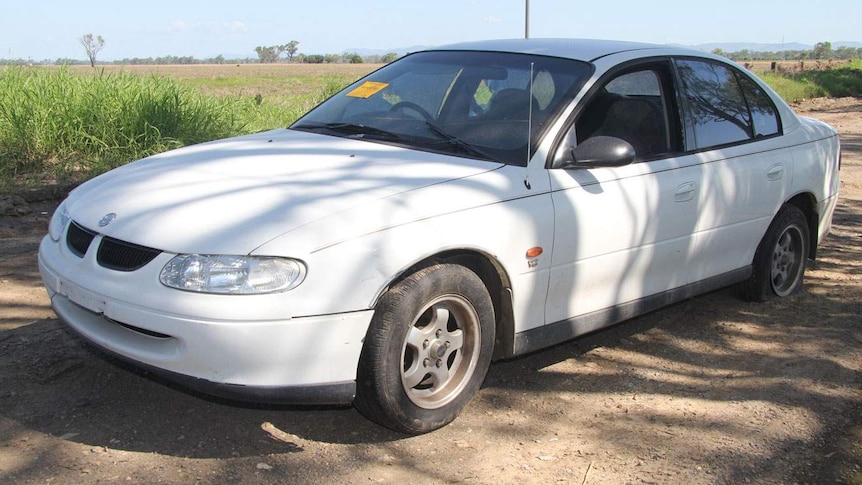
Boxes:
[553,135,635,169]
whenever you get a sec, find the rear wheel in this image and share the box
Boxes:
[738,205,810,301]
[355,263,495,434]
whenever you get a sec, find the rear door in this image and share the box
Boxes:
[673,58,789,282]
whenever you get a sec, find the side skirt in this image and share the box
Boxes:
[511,267,751,356]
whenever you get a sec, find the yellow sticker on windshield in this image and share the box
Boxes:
[346,81,389,98]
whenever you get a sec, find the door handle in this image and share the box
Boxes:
[767,164,784,181]
[674,182,696,202]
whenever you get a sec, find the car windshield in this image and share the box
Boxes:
[291,50,591,166]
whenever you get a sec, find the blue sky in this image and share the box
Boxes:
[2,0,859,61]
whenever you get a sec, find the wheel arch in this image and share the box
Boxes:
[784,191,819,260]
[373,249,517,362]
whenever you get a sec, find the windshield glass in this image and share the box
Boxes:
[291,50,592,166]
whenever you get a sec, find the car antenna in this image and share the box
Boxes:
[524,62,534,190]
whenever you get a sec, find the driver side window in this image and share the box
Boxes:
[576,68,672,160]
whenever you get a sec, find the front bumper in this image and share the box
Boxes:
[38,235,372,405]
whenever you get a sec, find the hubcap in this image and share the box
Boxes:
[770,224,805,296]
[401,295,480,409]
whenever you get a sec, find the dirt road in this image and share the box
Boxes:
[1,98,860,484]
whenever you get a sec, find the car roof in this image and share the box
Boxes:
[433,38,704,62]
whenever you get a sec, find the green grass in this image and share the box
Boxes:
[221,75,357,132]
[759,73,828,102]
[0,66,356,191]
[178,72,354,127]
[761,61,862,102]
[0,66,261,188]
[793,61,862,97]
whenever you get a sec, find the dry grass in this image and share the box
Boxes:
[738,59,857,74]
[59,64,381,97]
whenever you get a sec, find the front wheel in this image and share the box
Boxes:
[355,263,495,434]
[738,205,810,302]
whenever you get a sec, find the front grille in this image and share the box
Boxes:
[66,222,97,257]
[97,237,162,272]
[65,219,162,271]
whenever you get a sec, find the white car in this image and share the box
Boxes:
[39,39,840,434]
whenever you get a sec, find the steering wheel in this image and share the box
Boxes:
[390,101,434,122]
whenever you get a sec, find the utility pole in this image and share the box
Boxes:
[525,0,530,38]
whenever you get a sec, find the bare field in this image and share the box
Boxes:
[741,59,857,73]
[0,99,860,484]
[60,63,381,80]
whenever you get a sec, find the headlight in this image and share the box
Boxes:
[159,255,306,294]
[48,201,71,242]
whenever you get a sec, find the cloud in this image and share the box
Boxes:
[227,21,247,33]
[483,16,502,23]
[170,20,189,31]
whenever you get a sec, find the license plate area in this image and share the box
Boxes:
[59,279,106,314]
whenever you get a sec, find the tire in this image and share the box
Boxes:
[355,263,495,434]
[737,205,810,302]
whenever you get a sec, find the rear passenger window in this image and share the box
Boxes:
[738,75,780,137]
[676,59,781,150]
[677,60,750,148]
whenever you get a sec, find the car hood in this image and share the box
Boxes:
[65,129,502,254]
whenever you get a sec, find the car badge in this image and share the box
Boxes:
[98,213,118,227]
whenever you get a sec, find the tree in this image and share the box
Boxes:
[285,40,300,62]
[79,33,105,68]
[832,46,858,60]
[254,43,301,63]
[812,41,833,60]
[344,52,363,64]
[381,52,399,63]
[254,45,282,63]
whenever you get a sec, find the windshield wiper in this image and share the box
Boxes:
[423,122,497,161]
[293,122,405,141]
